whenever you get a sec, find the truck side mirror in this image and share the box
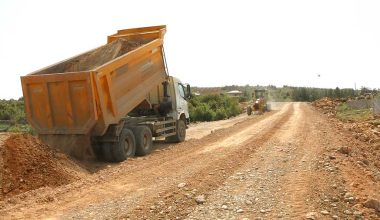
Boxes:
[186,84,191,99]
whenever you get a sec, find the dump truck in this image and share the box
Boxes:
[247,89,268,115]
[20,25,191,162]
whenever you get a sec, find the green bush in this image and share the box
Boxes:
[0,98,26,123]
[0,98,30,133]
[189,94,242,122]
[215,108,227,120]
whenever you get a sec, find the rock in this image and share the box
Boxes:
[306,212,318,219]
[321,210,329,215]
[332,215,339,219]
[185,193,192,198]
[329,155,337,160]
[221,205,228,209]
[353,211,362,216]
[260,209,266,213]
[338,146,351,155]
[236,208,244,213]
[150,205,156,210]
[363,198,380,211]
[344,192,354,198]
[350,182,359,188]
[346,197,355,203]
[177,183,186,188]
[344,210,352,215]
[362,159,369,165]
[195,195,206,204]
[328,167,335,172]
[245,200,253,205]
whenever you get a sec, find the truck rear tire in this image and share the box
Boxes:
[165,119,186,143]
[112,128,136,162]
[101,143,113,162]
[132,126,153,156]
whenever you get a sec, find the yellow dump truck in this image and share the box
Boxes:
[21,25,190,162]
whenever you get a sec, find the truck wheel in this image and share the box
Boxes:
[112,128,136,162]
[166,119,186,143]
[247,106,252,116]
[132,126,153,156]
[101,142,113,162]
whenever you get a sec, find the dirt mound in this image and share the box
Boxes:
[36,38,149,75]
[0,134,88,199]
[312,97,347,116]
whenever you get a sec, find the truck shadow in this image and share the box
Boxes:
[76,140,173,174]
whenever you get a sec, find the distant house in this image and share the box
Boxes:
[226,90,243,97]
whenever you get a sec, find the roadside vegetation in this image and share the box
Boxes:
[1,87,378,129]
[188,94,242,122]
[336,103,373,122]
[193,85,378,102]
[0,98,32,132]
[335,102,380,128]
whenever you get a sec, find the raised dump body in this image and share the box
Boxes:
[21,26,167,137]
[20,26,186,160]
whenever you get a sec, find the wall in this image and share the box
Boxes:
[347,99,372,110]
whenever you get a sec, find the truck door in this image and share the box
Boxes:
[174,81,189,120]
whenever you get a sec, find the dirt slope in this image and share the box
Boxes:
[0,134,88,199]
[0,103,378,219]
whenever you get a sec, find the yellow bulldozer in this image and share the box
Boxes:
[247,89,268,115]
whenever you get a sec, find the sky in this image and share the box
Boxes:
[0,0,379,99]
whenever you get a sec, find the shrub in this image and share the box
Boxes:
[0,98,29,133]
[188,94,242,122]
[215,108,227,120]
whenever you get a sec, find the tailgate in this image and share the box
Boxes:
[21,72,97,134]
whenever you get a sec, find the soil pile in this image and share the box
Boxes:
[312,97,347,116]
[313,97,380,169]
[0,134,88,199]
[37,38,149,74]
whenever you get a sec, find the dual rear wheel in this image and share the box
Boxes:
[101,126,152,162]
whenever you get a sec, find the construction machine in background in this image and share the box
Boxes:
[247,89,268,115]
[21,25,190,162]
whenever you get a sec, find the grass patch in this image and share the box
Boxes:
[336,103,372,122]
[0,123,10,132]
[7,124,34,133]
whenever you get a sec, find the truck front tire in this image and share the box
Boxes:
[132,126,153,156]
[166,119,186,143]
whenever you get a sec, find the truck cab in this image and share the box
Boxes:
[171,77,190,123]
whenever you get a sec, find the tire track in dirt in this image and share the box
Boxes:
[273,103,322,218]
[124,104,295,219]
[184,103,330,219]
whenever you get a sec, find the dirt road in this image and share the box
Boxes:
[0,103,379,219]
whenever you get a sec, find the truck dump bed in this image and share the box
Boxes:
[21,26,168,137]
